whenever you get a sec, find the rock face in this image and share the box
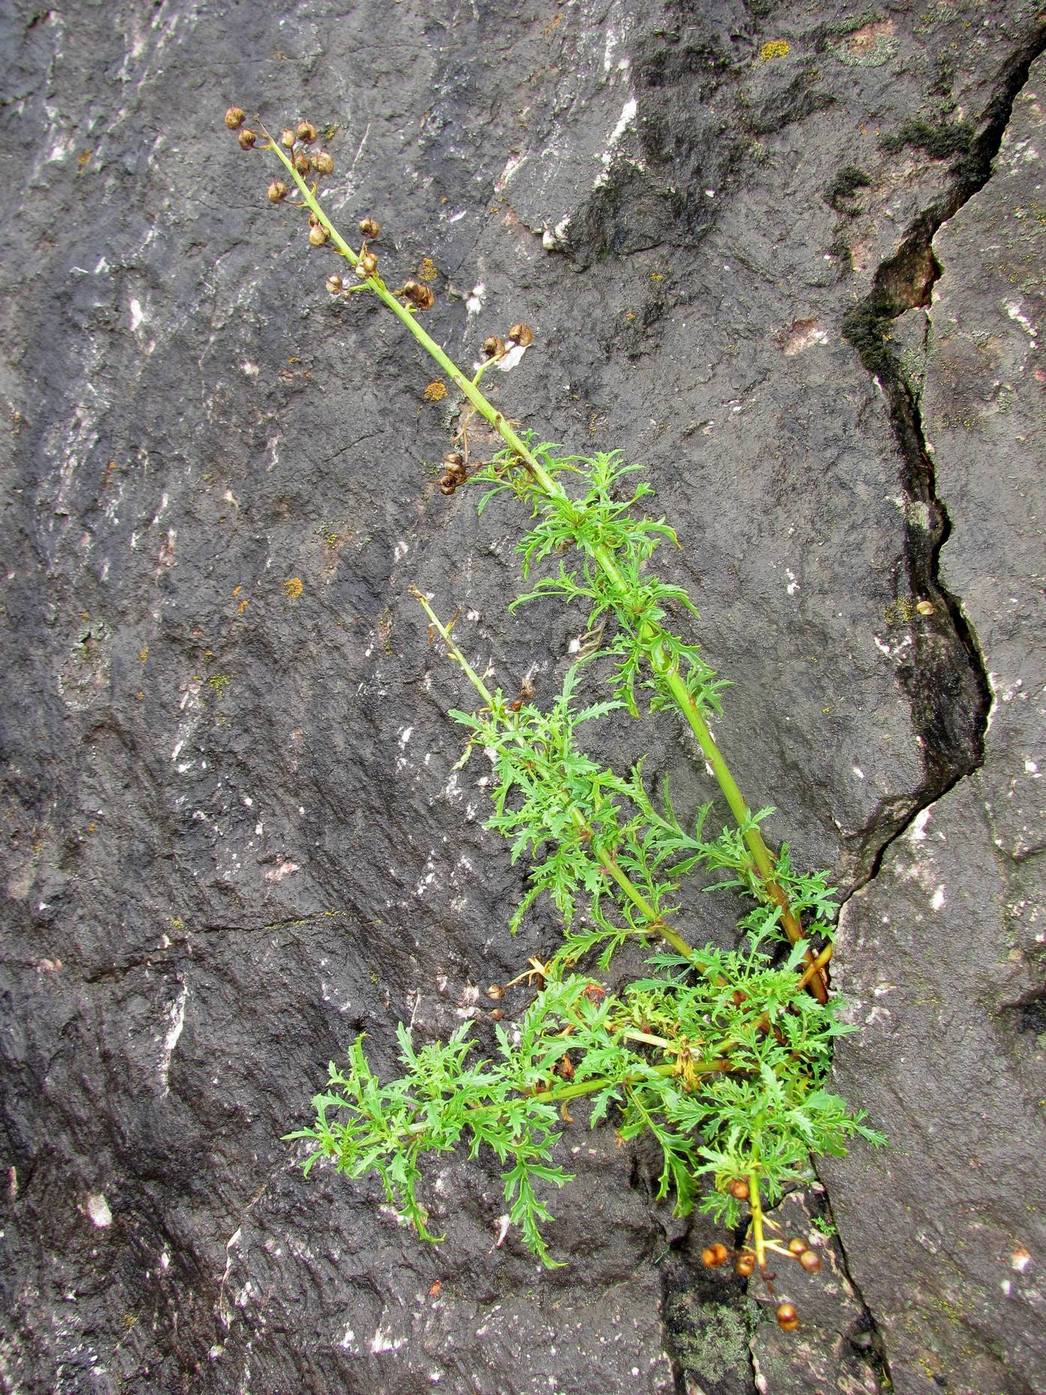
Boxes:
[0,3,1042,1393]
[822,53,1046,1395]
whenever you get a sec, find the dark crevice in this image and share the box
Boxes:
[817,29,1046,1380]
[840,29,1046,892]
[809,1181,894,1391]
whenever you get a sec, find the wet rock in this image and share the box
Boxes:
[823,54,1046,1395]
[1,2,1044,1393]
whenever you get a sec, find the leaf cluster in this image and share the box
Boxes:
[473,440,728,718]
[288,962,881,1264]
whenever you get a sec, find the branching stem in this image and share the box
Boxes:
[263,132,827,1001]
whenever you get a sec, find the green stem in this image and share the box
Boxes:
[264,135,826,1000]
[411,589,699,962]
[409,586,494,704]
[749,1168,766,1270]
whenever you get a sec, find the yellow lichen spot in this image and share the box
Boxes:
[417,257,438,283]
[283,576,304,600]
[760,39,791,61]
[138,645,149,663]
[422,380,448,402]
[236,597,249,614]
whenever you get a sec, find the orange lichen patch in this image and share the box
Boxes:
[282,576,304,600]
[423,380,448,402]
[759,39,791,61]
[779,318,829,355]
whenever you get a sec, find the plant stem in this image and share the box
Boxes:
[749,1168,767,1270]
[411,588,698,961]
[266,135,826,1001]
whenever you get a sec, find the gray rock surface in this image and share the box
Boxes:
[823,52,1046,1395]
[0,3,1043,1393]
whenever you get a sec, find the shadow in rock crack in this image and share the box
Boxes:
[811,23,1046,1383]
[839,24,1046,888]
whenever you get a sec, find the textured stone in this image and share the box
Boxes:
[1,3,1044,1393]
[823,54,1046,1395]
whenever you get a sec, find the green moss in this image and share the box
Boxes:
[825,164,872,212]
[667,1296,756,1383]
[842,290,900,373]
[881,117,974,158]
[207,672,232,699]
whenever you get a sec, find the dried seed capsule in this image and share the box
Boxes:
[799,1249,822,1274]
[326,275,344,294]
[442,451,465,469]
[359,216,381,239]
[916,599,935,617]
[308,225,329,247]
[403,280,436,310]
[280,128,297,149]
[357,250,379,277]
[267,180,288,203]
[776,1303,800,1332]
[237,129,257,150]
[486,984,504,1001]
[311,150,334,175]
[701,1243,730,1269]
[297,121,318,143]
[438,475,457,495]
[482,335,505,358]
[294,151,311,175]
[507,321,534,346]
[734,1251,756,1278]
[224,106,246,130]
[727,1179,750,1201]
[787,1238,807,1257]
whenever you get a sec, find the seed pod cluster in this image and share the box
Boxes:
[402,279,436,311]
[507,321,534,347]
[438,450,467,496]
[776,1302,799,1332]
[356,249,379,279]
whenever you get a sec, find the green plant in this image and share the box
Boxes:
[226,112,883,1307]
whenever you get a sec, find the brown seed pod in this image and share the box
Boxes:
[776,1303,800,1332]
[403,280,436,310]
[486,984,505,1001]
[799,1249,822,1274]
[482,335,505,358]
[267,180,288,203]
[701,1243,731,1269]
[280,128,297,149]
[916,599,935,617]
[442,451,465,470]
[325,275,344,295]
[787,1238,808,1257]
[294,151,311,175]
[734,1251,756,1278]
[308,225,329,247]
[224,107,246,130]
[357,250,379,278]
[438,475,457,495]
[296,121,318,143]
[507,321,534,346]
[727,1179,750,1201]
[359,216,381,239]
[237,129,257,150]
[311,150,334,175]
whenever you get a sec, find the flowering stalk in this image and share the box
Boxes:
[249,118,827,1001]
